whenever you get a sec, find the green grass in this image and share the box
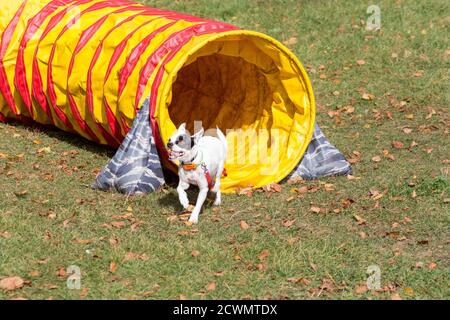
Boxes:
[1,0,449,300]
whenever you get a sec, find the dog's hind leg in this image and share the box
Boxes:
[212,164,224,206]
[189,187,208,224]
[177,181,190,210]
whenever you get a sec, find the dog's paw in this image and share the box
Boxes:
[188,216,199,224]
[180,199,190,210]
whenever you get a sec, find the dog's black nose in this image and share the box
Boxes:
[167,141,173,149]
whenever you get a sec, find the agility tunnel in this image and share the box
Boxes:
[0,0,351,194]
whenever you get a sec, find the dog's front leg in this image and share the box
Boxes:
[177,181,190,210]
[189,187,208,224]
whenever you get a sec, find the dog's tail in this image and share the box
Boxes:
[216,127,228,158]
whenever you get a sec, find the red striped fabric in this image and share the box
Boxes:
[46,0,133,140]
[142,23,239,157]
[117,20,177,99]
[86,11,151,143]
[15,0,76,117]
[0,1,27,116]
[71,6,166,146]
[31,0,95,128]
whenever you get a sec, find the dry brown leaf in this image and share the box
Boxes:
[109,261,117,273]
[287,277,310,285]
[110,221,126,228]
[0,231,12,239]
[283,37,298,46]
[353,214,367,225]
[402,127,413,134]
[56,267,66,278]
[356,59,366,66]
[287,237,300,245]
[371,156,382,162]
[310,206,321,214]
[392,141,404,149]
[206,282,216,291]
[80,287,89,298]
[282,219,296,228]
[391,293,402,300]
[362,93,375,101]
[0,276,24,291]
[428,262,437,270]
[355,284,368,294]
[286,196,295,202]
[191,250,201,257]
[29,270,40,277]
[184,221,194,227]
[258,249,270,261]
[240,220,250,230]
[291,186,308,194]
[403,287,414,296]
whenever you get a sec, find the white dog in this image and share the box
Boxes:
[167,123,227,224]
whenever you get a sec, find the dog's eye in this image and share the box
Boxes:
[178,136,184,142]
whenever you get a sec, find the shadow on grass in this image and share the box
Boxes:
[7,119,116,157]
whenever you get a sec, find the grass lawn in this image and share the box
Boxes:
[0,0,449,300]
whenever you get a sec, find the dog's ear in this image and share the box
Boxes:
[191,127,204,146]
[178,123,187,134]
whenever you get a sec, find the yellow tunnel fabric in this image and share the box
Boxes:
[0,0,315,193]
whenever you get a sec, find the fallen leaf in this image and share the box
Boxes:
[109,261,117,273]
[56,267,66,278]
[287,237,300,245]
[191,250,201,257]
[110,221,126,228]
[362,93,375,101]
[404,287,414,296]
[283,37,298,46]
[428,262,437,270]
[402,127,413,134]
[184,221,194,227]
[286,196,295,202]
[371,156,382,162]
[0,276,24,291]
[282,219,296,227]
[0,231,12,239]
[391,293,402,300]
[355,284,368,294]
[206,282,216,291]
[258,249,270,261]
[392,141,404,149]
[240,220,250,230]
[80,287,89,298]
[426,107,436,119]
[29,270,40,277]
[37,147,51,154]
[356,59,366,66]
[287,277,310,285]
[310,206,321,214]
[291,186,308,194]
[353,214,367,225]
[14,190,28,198]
